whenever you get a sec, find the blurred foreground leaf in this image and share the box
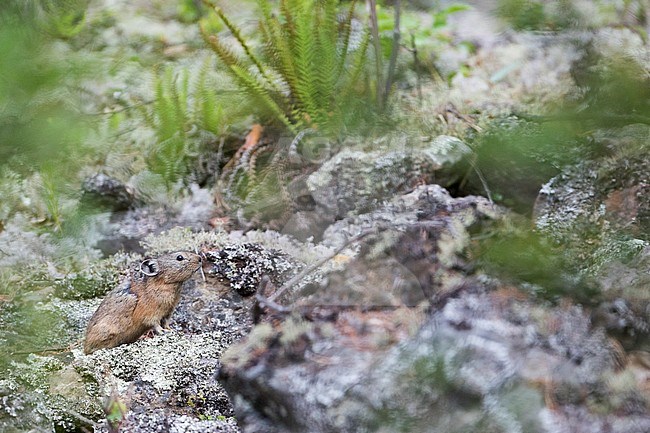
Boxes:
[0,2,88,175]
[468,219,597,302]
[0,2,90,228]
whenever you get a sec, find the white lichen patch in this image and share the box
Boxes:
[142,227,231,255]
[142,226,337,267]
[45,297,102,335]
[77,331,224,392]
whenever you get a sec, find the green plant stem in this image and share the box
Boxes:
[336,0,357,77]
[384,0,400,107]
[410,33,422,106]
[367,0,384,110]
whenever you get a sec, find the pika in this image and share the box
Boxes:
[84,251,202,354]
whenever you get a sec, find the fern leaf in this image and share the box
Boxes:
[279,0,297,40]
[195,59,225,136]
[291,1,318,120]
[313,0,339,128]
[230,65,296,133]
[260,14,298,99]
[201,28,243,68]
[341,29,370,102]
[256,0,301,101]
[168,69,188,137]
[212,5,279,92]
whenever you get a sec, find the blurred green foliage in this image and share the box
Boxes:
[376,3,470,56]
[143,64,242,187]
[468,219,597,302]
[0,1,89,227]
[497,0,545,30]
[0,2,93,374]
[0,265,74,371]
[568,54,650,129]
[177,0,206,23]
[0,15,81,165]
[375,2,471,82]
[460,7,649,302]
[39,0,89,38]
[465,117,584,213]
[496,0,579,30]
[462,33,650,214]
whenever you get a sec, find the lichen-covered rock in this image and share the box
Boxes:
[534,124,650,347]
[74,330,235,426]
[0,376,64,432]
[64,275,253,432]
[299,184,502,307]
[306,135,471,218]
[219,183,649,433]
[0,354,102,432]
[221,289,648,433]
[118,409,241,433]
[205,243,299,296]
[535,125,650,244]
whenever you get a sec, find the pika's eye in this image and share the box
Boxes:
[176,255,185,261]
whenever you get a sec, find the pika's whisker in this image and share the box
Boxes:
[196,246,207,282]
[199,263,206,282]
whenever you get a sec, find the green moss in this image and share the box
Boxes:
[51,252,138,300]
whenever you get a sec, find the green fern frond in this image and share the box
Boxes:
[195,59,225,135]
[230,65,296,132]
[201,26,243,68]
[145,63,232,188]
[169,69,189,136]
[313,0,339,127]
[344,29,371,98]
[212,6,278,91]
[279,0,297,40]
[291,2,319,121]
[202,0,379,136]
[202,14,294,128]
[152,69,178,141]
[337,0,357,77]
[261,14,298,99]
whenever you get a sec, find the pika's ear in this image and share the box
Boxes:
[140,259,160,277]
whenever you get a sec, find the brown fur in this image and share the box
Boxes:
[83,251,201,354]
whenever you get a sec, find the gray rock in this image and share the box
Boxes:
[306,136,471,218]
[93,184,217,256]
[118,409,240,433]
[220,183,649,433]
[205,243,299,296]
[221,289,643,433]
[82,173,136,212]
